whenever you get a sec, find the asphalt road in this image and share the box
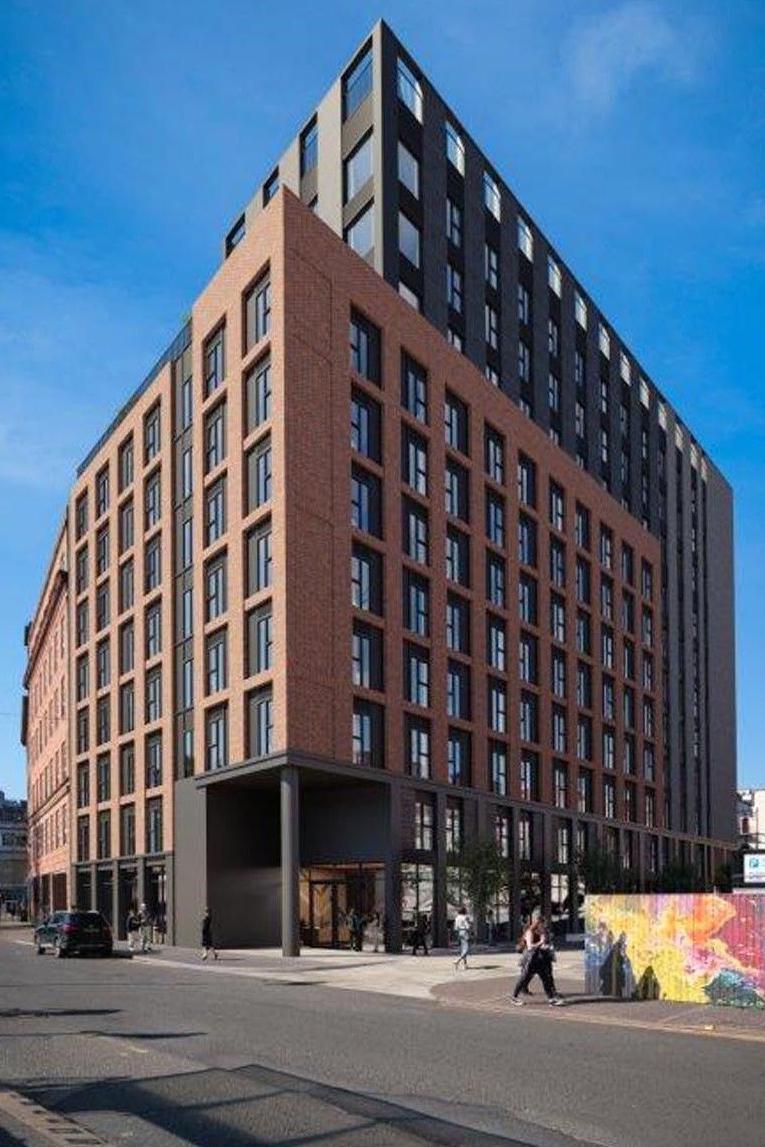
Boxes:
[0,930,762,1147]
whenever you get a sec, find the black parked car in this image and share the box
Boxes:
[34,910,113,958]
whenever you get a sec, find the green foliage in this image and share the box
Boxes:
[575,842,638,894]
[450,835,510,929]
[654,860,707,893]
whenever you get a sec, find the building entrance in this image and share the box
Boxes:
[300,863,384,948]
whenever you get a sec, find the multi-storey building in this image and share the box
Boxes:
[225,20,736,847]
[21,522,70,916]
[23,22,736,951]
[0,791,28,905]
[738,789,765,852]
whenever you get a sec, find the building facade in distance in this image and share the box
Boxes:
[23,22,736,950]
[22,522,70,917]
[0,791,28,906]
[738,789,765,852]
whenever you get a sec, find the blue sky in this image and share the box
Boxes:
[1,1,763,800]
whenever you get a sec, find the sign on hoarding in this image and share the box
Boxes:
[743,853,765,885]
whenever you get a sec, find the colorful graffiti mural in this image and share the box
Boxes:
[585,893,765,1009]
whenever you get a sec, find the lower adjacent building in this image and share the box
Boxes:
[0,791,28,905]
[738,789,765,852]
[23,190,735,950]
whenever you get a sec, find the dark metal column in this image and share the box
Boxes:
[280,765,300,957]
[384,783,402,953]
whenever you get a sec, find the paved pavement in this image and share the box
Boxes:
[1,924,764,1146]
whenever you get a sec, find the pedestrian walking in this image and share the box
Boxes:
[511,917,563,1005]
[369,911,384,953]
[138,902,153,953]
[411,912,429,956]
[201,907,218,961]
[126,905,141,952]
[486,907,496,947]
[453,905,472,970]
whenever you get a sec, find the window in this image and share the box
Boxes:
[575,401,586,439]
[402,427,428,494]
[518,513,537,566]
[445,460,469,521]
[246,520,272,595]
[144,405,161,464]
[75,600,88,647]
[548,255,562,296]
[444,391,469,453]
[205,477,226,545]
[145,732,162,788]
[118,437,134,492]
[262,169,279,205]
[487,616,506,671]
[352,542,383,614]
[244,272,271,351]
[180,518,193,571]
[119,681,134,734]
[446,593,470,654]
[641,607,653,649]
[485,303,499,350]
[146,797,163,854]
[548,317,559,358]
[483,490,504,549]
[518,812,532,861]
[95,582,110,632]
[602,624,615,669]
[203,554,226,623]
[247,438,272,513]
[352,389,382,462]
[119,745,135,796]
[575,291,587,329]
[119,620,134,675]
[446,264,462,313]
[96,754,111,803]
[520,691,538,744]
[300,118,318,176]
[406,717,430,779]
[75,545,89,594]
[602,675,615,720]
[144,470,161,529]
[405,644,430,708]
[490,742,507,796]
[206,629,228,694]
[446,526,470,586]
[552,705,567,754]
[76,762,90,808]
[548,373,561,415]
[115,505,133,563]
[577,716,592,762]
[603,727,616,771]
[95,466,109,518]
[576,609,591,656]
[446,660,470,719]
[145,666,162,723]
[120,804,135,857]
[485,243,499,291]
[397,57,422,120]
[517,283,530,325]
[345,133,373,201]
[447,729,471,786]
[402,353,427,422]
[641,559,654,601]
[352,622,383,690]
[600,526,614,571]
[204,326,225,397]
[144,601,161,659]
[552,649,567,698]
[483,171,501,220]
[519,631,538,683]
[404,570,429,636]
[351,465,382,536]
[403,499,429,565]
[445,121,464,172]
[489,678,507,734]
[553,762,568,809]
[549,481,565,531]
[484,427,504,484]
[517,454,536,507]
[95,525,109,576]
[344,207,374,260]
[352,699,384,767]
[97,810,111,860]
[518,217,533,260]
[397,140,419,197]
[519,750,539,802]
[181,447,193,500]
[350,311,381,383]
[343,45,372,119]
[414,798,434,849]
[603,777,615,820]
[398,211,420,267]
[248,687,274,758]
[446,804,462,854]
[204,402,226,472]
[575,557,591,604]
[446,198,462,247]
[76,815,90,862]
[206,706,228,771]
[486,552,505,607]
[599,323,611,358]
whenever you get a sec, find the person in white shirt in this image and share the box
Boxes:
[453,905,471,970]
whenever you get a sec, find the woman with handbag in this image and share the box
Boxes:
[511,917,563,1005]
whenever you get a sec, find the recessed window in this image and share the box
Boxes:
[575,291,587,329]
[397,140,419,198]
[345,202,375,261]
[445,122,465,173]
[398,211,420,267]
[483,171,501,220]
[446,264,462,313]
[244,272,271,352]
[446,197,462,247]
[263,169,279,206]
[350,310,381,383]
[397,57,423,121]
[300,119,318,176]
[518,217,533,260]
[344,134,373,202]
[343,45,373,120]
[485,244,499,291]
[548,255,562,297]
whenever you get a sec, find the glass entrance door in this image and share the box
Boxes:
[300,864,385,948]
